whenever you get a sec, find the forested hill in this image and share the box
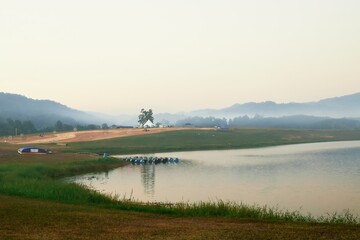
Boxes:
[0,92,102,129]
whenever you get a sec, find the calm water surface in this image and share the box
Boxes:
[69,141,360,216]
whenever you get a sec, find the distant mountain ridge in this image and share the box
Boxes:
[1,92,360,129]
[190,92,360,118]
[0,92,104,128]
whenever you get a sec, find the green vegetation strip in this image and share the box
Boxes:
[67,128,360,154]
[0,157,125,205]
[1,129,360,225]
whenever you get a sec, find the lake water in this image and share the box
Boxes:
[69,141,360,216]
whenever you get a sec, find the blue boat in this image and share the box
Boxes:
[18,146,49,155]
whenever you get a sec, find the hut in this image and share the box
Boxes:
[18,146,49,155]
[143,120,155,128]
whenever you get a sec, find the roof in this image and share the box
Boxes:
[143,120,155,127]
[18,146,48,154]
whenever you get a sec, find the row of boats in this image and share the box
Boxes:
[121,156,180,165]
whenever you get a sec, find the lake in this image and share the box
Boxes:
[69,141,360,217]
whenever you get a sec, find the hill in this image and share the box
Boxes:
[0,92,104,129]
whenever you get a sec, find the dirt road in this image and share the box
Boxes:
[6,128,187,145]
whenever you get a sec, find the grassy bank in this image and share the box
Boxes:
[0,159,123,206]
[66,128,360,154]
[2,195,360,240]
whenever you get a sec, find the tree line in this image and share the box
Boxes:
[0,119,36,136]
[175,115,360,129]
[0,119,110,137]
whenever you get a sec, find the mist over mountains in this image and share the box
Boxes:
[191,92,360,119]
[0,92,105,129]
[158,93,360,128]
[1,92,360,130]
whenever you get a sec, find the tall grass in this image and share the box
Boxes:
[168,201,359,224]
[0,158,125,205]
[104,197,360,225]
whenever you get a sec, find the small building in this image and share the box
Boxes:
[18,146,49,155]
[143,120,155,128]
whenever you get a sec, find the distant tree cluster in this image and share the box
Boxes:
[174,115,360,129]
[0,118,111,137]
[176,117,228,128]
[227,115,360,129]
[42,121,107,132]
[0,119,36,136]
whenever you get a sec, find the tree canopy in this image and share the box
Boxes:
[138,108,154,126]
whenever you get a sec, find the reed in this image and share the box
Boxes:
[107,199,359,225]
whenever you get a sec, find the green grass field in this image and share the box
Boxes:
[1,128,360,239]
[67,128,360,154]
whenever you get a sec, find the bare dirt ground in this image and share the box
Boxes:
[5,128,187,145]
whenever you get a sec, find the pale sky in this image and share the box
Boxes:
[1,0,360,115]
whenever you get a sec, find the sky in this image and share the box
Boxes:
[1,0,360,115]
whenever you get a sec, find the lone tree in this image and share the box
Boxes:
[138,108,154,126]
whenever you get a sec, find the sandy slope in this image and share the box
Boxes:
[6,128,187,144]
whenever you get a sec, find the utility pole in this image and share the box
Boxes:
[15,128,17,136]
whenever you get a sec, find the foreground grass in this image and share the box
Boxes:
[67,128,360,154]
[2,195,360,240]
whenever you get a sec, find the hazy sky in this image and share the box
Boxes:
[1,0,360,115]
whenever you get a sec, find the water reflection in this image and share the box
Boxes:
[141,164,155,196]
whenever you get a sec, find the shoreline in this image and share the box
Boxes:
[1,128,360,239]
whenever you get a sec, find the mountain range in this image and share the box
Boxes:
[191,92,360,119]
[1,92,360,129]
